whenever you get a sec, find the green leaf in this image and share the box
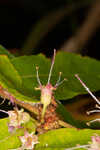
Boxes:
[35,128,100,150]
[11,52,100,101]
[1,51,100,104]
[0,55,38,104]
[53,52,100,100]
[0,118,22,150]
[0,118,36,150]
[11,54,50,101]
[0,55,21,88]
[0,45,14,59]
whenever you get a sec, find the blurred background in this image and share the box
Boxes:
[0,0,100,58]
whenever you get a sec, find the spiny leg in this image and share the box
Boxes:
[75,74,100,105]
[55,72,62,86]
[87,109,100,115]
[75,74,100,125]
[87,118,100,126]
[54,72,67,88]
[96,104,100,109]
[55,78,67,88]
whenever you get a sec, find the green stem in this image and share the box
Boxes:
[41,104,47,123]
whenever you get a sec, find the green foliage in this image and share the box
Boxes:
[0,55,38,103]
[1,51,100,104]
[1,49,100,149]
[0,118,36,150]
[11,51,100,101]
[1,118,100,150]
[0,45,14,59]
[0,55,21,88]
[36,128,100,150]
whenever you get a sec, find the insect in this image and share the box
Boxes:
[75,74,100,125]
[35,49,66,122]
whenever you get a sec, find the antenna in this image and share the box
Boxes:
[47,49,56,84]
[75,74,100,105]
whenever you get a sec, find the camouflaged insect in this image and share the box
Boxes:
[35,49,66,122]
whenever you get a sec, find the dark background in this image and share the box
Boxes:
[0,0,100,58]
